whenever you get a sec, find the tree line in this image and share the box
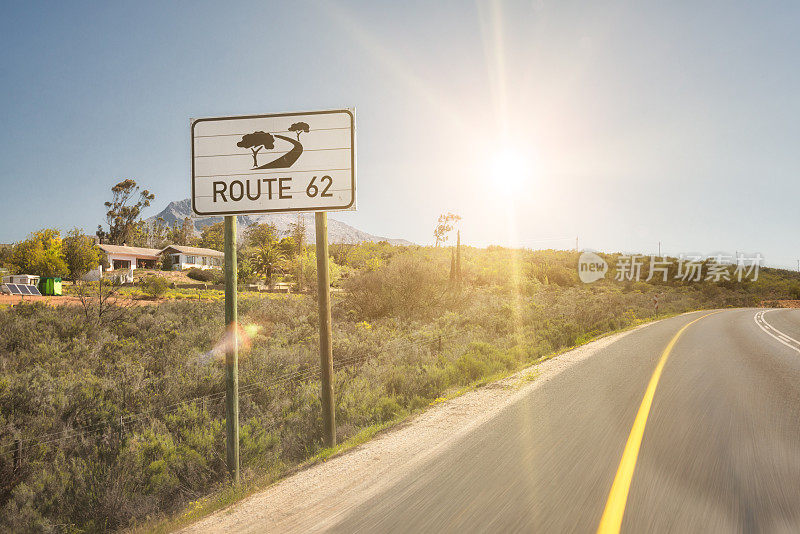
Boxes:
[0,179,356,290]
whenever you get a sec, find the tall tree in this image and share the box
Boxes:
[289,215,306,255]
[63,228,100,280]
[252,244,286,286]
[199,221,225,251]
[244,222,279,249]
[455,230,462,289]
[169,217,196,246]
[288,215,307,291]
[433,212,461,247]
[0,245,11,270]
[278,236,296,259]
[237,131,275,167]
[148,217,170,249]
[97,179,155,245]
[288,122,310,140]
[9,229,69,278]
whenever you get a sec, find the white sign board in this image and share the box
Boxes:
[191,109,355,216]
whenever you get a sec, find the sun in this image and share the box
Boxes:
[490,147,532,193]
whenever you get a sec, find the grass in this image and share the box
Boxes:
[61,280,306,302]
[139,418,403,534]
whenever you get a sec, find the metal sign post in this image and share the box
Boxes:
[191,109,355,481]
[224,215,239,483]
[315,212,336,447]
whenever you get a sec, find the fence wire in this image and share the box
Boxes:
[0,329,466,458]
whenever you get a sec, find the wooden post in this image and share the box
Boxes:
[224,215,239,483]
[315,212,336,448]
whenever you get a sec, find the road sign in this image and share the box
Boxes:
[191,109,355,216]
[190,108,350,481]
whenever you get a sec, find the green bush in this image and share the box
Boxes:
[343,251,448,319]
[186,267,221,283]
[142,276,168,298]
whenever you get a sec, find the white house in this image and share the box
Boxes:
[159,245,223,270]
[98,244,161,271]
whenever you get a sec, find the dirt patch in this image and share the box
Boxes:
[0,295,160,307]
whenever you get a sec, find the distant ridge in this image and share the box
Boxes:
[147,199,413,246]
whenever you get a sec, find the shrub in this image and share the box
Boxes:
[187,268,220,283]
[141,276,168,298]
[343,252,447,319]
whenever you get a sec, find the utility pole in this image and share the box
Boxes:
[315,212,336,448]
[224,215,239,483]
[576,236,579,251]
[658,241,661,256]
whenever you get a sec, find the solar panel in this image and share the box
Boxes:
[5,283,21,295]
[4,284,41,296]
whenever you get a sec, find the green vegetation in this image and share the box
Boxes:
[0,245,798,531]
[96,179,155,246]
[63,228,101,280]
[4,228,99,280]
[141,276,169,299]
[5,229,69,279]
[186,267,221,284]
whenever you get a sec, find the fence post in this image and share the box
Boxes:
[224,215,240,483]
[315,212,336,448]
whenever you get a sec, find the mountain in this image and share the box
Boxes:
[147,199,413,245]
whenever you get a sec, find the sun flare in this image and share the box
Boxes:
[490,148,532,193]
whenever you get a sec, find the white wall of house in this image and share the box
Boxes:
[106,253,158,271]
[169,253,222,271]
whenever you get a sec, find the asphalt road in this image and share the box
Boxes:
[329,309,800,533]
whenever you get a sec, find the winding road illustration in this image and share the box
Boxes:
[256,135,303,169]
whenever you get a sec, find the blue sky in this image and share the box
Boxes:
[1,1,798,267]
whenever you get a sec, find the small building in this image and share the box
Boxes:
[3,274,40,286]
[160,245,223,271]
[39,277,62,296]
[98,244,161,271]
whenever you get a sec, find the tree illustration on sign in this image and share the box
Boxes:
[288,122,310,141]
[237,131,275,168]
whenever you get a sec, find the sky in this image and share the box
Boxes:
[1,1,798,267]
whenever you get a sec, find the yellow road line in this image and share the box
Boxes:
[597,311,720,534]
